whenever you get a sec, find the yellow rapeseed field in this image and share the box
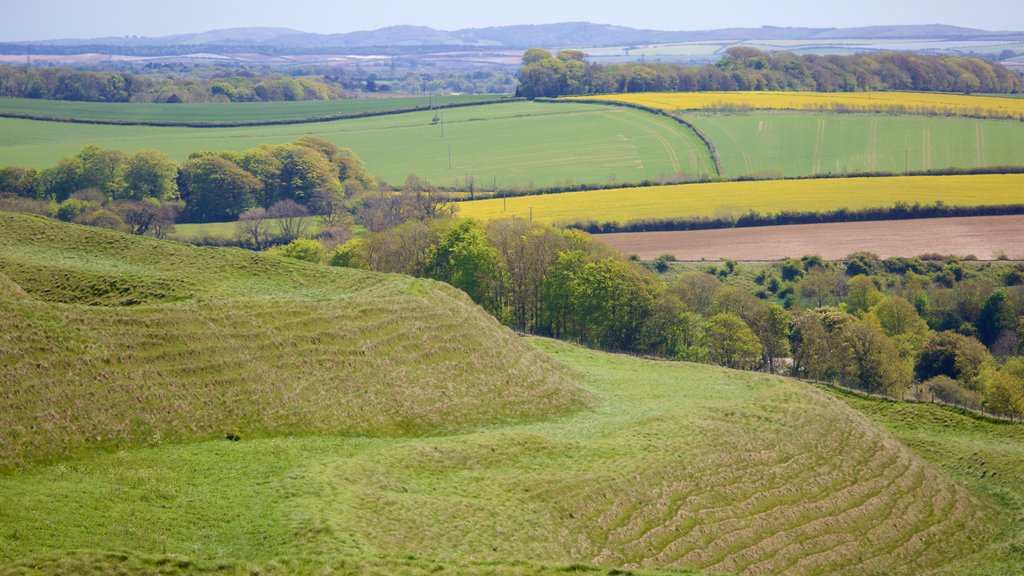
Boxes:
[569,91,1024,120]
[456,174,1024,225]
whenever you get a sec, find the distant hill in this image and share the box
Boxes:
[5,22,1021,51]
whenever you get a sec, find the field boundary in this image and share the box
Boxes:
[0,97,523,128]
[572,202,1024,234]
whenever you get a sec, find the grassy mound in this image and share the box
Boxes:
[0,271,27,300]
[0,339,1005,575]
[0,213,589,469]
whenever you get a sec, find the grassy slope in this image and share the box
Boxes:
[455,173,1024,225]
[0,213,588,468]
[0,102,712,188]
[0,95,506,124]
[686,112,1024,178]
[0,337,1008,575]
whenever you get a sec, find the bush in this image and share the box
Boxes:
[924,375,983,409]
[272,238,326,264]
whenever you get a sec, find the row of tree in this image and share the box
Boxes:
[0,65,342,103]
[322,215,1024,417]
[516,47,1023,99]
[0,138,377,223]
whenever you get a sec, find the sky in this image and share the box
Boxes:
[2,0,1023,41]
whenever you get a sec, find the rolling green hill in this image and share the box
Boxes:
[0,95,506,125]
[686,112,1024,178]
[1,214,1019,575]
[0,213,588,468]
[0,102,713,188]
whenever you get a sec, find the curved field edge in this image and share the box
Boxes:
[0,338,1005,576]
[0,102,711,188]
[0,95,511,126]
[454,173,1024,226]
[0,213,590,469]
[567,91,1024,121]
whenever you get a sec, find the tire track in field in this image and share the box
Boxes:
[813,119,825,175]
[713,120,753,175]
[976,123,986,165]
[634,116,683,174]
[867,119,878,171]
[921,126,932,170]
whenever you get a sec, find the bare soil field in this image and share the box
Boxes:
[597,215,1024,261]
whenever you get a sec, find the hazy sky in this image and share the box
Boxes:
[2,0,1022,41]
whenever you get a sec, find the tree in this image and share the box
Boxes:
[236,208,271,249]
[0,166,40,198]
[486,218,567,332]
[114,199,160,235]
[40,156,85,202]
[798,268,845,307]
[873,295,929,358]
[915,331,994,390]
[571,259,658,351]
[179,156,260,223]
[706,313,762,370]
[118,150,179,201]
[977,289,1013,348]
[76,145,126,197]
[844,275,883,316]
[840,318,910,394]
[268,199,310,243]
[424,219,506,316]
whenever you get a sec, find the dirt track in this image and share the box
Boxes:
[597,215,1024,261]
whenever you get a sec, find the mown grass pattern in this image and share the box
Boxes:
[0,213,588,468]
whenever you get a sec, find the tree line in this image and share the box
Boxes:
[516,47,1023,99]
[322,213,1024,418]
[0,65,342,103]
[0,137,377,229]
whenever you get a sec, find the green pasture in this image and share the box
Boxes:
[685,112,1024,178]
[1,339,1015,574]
[1,214,1021,574]
[0,102,713,188]
[0,94,506,124]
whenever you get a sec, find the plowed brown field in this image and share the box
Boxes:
[597,215,1024,261]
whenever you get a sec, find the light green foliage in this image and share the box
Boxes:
[118,150,178,201]
[425,219,506,316]
[844,274,884,316]
[706,312,762,369]
[271,238,327,264]
[179,155,261,222]
[840,317,912,394]
[873,295,930,358]
[686,112,1024,178]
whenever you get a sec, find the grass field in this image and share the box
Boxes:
[0,213,587,468]
[0,336,1010,574]
[0,102,713,189]
[2,214,1021,574]
[571,91,1024,120]
[0,95,507,124]
[456,173,1024,226]
[686,112,1024,178]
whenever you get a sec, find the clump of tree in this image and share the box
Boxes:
[516,47,1022,99]
[0,65,343,103]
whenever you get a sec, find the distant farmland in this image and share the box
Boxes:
[456,174,1024,225]
[597,214,1024,261]
[0,101,713,188]
[571,91,1024,120]
[687,112,1024,178]
[0,94,507,125]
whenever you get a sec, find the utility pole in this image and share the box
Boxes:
[447,143,452,169]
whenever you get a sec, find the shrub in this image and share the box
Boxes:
[272,238,326,264]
